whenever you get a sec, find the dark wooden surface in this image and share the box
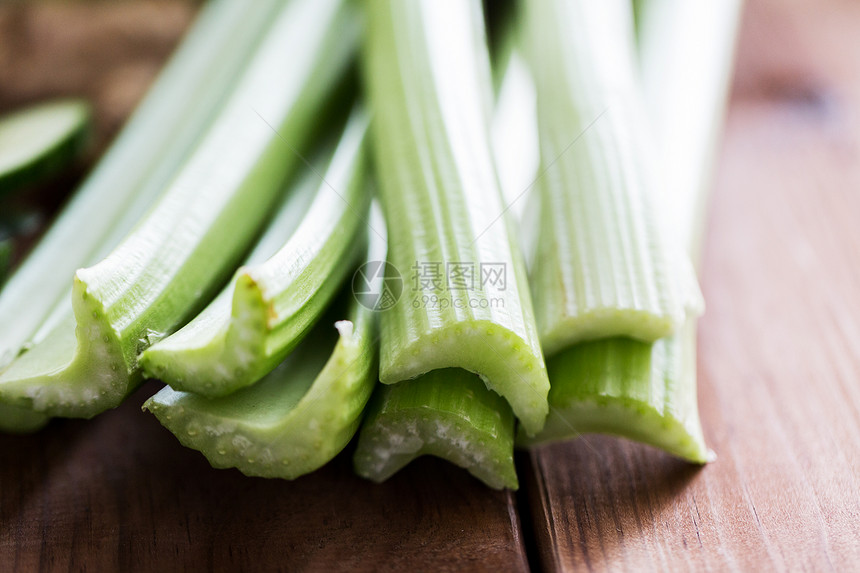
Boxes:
[0,383,530,572]
[4,0,860,571]
[522,0,860,570]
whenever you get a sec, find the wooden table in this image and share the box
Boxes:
[3,1,860,571]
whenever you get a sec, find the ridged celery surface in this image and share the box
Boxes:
[518,325,710,462]
[0,99,91,197]
[354,369,518,490]
[0,0,286,370]
[144,210,382,479]
[524,0,702,355]
[145,299,377,479]
[0,0,358,422]
[141,113,369,397]
[520,0,741,462]
[366,0,549,436]
[352,49,539,491]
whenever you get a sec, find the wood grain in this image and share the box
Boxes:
[0,383,530,572]
[522,0,860,570]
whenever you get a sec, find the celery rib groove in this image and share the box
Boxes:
[144,205,384,479]
[0,0,287,371]
[365,0,549,436]
[141,112,369,398]
[145,298,377,479]
[524,0,702,354]
[0,0,358,420]
[520,0,742,461]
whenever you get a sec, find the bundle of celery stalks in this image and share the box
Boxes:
[0,0,741,490]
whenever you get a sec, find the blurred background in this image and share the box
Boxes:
[2,0,856,153]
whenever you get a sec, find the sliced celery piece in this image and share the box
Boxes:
[0,403,48,434]
[0,0,287,370]
[145,298,377,480]
[0,98,91,197]
[366,0,549,435]
[518,325,710,462]
[0,0,359,420]
[520,0,741,461]
[144,206,383,479]
[354,369,518,490]
[523,0,701,354]
[141,112,369,397]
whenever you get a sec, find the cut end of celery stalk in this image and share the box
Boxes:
[144,309,377,480]
[518,324,711,464]
[539,307,684,359]
[354,368,519,490]
[140,273,274,397]
[0,275,135,418]
[524,0,702,350]
[140,110,369,398]
[367,0,550,437]
[380,319,549,437]
[0,402,50,434]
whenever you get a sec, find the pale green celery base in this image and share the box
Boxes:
[367,0,549,437]
[144,309,377,480]
[0,279,134,418]
[520,399,710,463]
[519,323,711,464]
[381,320,548,436]
[136,170,319,394]
[354,369,518,490]
[140,275,270,396]
[0,403,49,433]
[140,114,369,398]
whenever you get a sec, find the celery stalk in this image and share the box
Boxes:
[140,112,369,398]
[523,0,702,354]
[353,47,539,491]
[0,403,48,434]
[0,0,287,370]
[518,325,710,462]
[0,0,358,421]
[521,0,741,461]
[144,207,383,479]
[640,0,744,262]
[145,298,377,479]
[354,369,518,490]
[365,0,549,436]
